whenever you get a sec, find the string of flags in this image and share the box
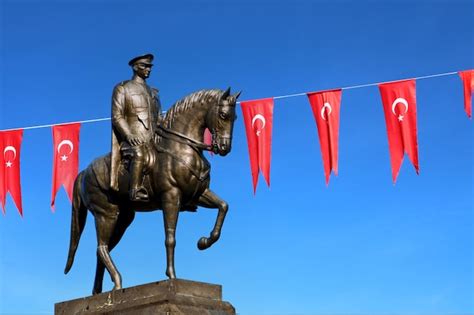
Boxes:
[240,71,472,192]
[0,70,472,216]
[0,124,81,216]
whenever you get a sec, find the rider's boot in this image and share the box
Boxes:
[129,159,149,202]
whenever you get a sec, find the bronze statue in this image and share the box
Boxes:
[110,54,161,202]
[63,54,241,295]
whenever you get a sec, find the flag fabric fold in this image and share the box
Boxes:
[0,129,24,216]
[307,89,342,185]
[240,97,274,193]
[51,123,80,211]
[379,80,419,183]
[459,70,473,118]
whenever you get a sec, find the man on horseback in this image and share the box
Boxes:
[110,53,161,202]
[66,84,240,294]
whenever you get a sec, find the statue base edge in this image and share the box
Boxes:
[55,279,236,315]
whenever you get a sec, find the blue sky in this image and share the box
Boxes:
[0,1,473,314]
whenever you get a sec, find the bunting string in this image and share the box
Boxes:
[0,69,471,215]
[266,71,458,100]
[1,117,111,132]
[0,70,461,132]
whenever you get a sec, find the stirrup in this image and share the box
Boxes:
[130,188,149,202]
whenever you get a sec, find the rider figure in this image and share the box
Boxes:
[110,54,161,202]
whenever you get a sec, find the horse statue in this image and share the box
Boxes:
[64,87,240,295]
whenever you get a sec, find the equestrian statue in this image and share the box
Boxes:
[63,53,241,295]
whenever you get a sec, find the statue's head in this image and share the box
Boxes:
[207,87,241,156]
[129,53,154,80]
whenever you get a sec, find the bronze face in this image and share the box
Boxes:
[133,63,152,79]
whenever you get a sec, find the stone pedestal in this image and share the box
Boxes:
[55,279,236,315]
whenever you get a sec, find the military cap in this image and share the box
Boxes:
[128,53,154,66]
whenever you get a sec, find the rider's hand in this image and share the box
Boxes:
[127,135,144,146]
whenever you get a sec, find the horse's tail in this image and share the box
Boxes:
[64,171,87,274]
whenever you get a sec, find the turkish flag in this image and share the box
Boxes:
[241,98,274,193]
[0,129,24,216]
[379,80,419,183]
[459,70,473,118]
[51,123,80,211]
[307,89,342,185]
[0,134,4,214]
[204,128,214,156]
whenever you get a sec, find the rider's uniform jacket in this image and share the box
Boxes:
[110,78,161,191]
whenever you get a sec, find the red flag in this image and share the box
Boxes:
[307,89,342,185]
[379,80,419,183]
[459,70,473,118]
[51,123,80,211]
[204,128,214,156]
[0,130,24,216]
[0,134,4,214]
[241,98,274,193]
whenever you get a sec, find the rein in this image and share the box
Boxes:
[156,125,214,152]
[154,125,212,182]
[151,91,235,182]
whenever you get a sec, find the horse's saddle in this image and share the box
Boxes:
[89,146,207,211]
[90,152,154,197]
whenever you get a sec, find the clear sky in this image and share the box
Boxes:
[0,0,473,314]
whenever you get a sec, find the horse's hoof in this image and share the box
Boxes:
[211,231,221,241]
[166,268,176,279]
[112,284,122,291]
[92,286,102,295]
[197,237,210,250]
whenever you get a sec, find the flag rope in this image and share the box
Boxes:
[1,117,111,132]
[0,70,460,132]
[268,71,458,101]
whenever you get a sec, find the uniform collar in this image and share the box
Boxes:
[132,75,146,85]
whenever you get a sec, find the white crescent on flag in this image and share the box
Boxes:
[57,140,74,154]
[321,102,332,121]
[391,98,409,116]
[3,146,17,160]
[251,114,266,136]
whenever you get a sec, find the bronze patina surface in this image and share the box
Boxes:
[110,53,162,202]
[64,54,241,295]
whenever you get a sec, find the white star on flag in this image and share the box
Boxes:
[61,155,68,161]
[6,161,13,168]
[398,115,404,122]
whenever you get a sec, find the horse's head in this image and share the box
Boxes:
[207,87,241,156]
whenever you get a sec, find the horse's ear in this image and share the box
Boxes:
[221,87,231,100]
[233,91,242,100]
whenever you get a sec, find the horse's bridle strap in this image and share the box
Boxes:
[153,142,210,182]
[156,125,213,151]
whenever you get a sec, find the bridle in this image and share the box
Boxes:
[207,97,234,153]
[156,97,233,154]
[156,125,213,152]
[153,94,235,182]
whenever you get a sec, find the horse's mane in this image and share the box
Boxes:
[163,89,222,127]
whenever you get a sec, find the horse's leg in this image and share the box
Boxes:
[161,190,181,279]
[93,208,123,292]
[92,252,105,295]
[92,208,135,295]
[196,188,228,250]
